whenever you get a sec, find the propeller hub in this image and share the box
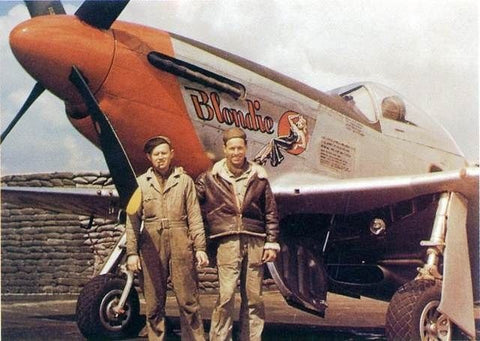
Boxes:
[9,15,114,105]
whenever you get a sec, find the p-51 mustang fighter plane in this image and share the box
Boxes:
[2,1,478,340]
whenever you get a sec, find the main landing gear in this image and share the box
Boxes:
[76,267,143,339]
[385,192,473,341]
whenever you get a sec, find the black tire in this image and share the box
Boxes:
[76,274,143,340]
[385,279,455,341]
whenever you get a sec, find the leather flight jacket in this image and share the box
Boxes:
[196,160,279,243]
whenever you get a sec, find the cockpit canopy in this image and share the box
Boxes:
[328,82,462,157]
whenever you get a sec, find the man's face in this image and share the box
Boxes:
[147,143,174,174]
[224,137,246,168]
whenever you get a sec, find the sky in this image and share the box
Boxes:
[0,0,478,176]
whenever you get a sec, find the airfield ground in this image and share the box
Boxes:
[2,290,479,340]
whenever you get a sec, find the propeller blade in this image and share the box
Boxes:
[69,65,137,208]
[74,0,129,30]
[24,1,66,17]
[1,82,45,144]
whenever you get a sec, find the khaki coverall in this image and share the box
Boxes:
[126,167,206,341]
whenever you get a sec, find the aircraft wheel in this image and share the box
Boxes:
[385,279,456,341]
[76,274,143,339]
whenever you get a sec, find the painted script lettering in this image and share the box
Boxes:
[187,87,274,134]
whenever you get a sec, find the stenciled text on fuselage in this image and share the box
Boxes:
[186,87,275,134]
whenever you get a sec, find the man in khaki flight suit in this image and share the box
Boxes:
[196,128,280,341]
[126,136,209,341]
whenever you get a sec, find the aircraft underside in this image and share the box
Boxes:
[268,193,442,316]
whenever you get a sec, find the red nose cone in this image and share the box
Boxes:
[9,15,114,104]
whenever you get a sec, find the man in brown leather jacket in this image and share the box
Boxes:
[126,136,209,341]
[196,128,280,341]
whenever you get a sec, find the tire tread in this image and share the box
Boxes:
[385,279,438,341]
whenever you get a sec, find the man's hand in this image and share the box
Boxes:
[127,255,142,272]
[262,249,277,263]
[196,251,209,268]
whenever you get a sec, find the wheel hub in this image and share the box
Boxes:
[100,289,131,332]
[420,300,451,340]
[105,297,122,320]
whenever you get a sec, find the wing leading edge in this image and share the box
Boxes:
[271,166,479,217]
[6,167,477,223]
[1,186,120,219]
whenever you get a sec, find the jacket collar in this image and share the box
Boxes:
[212,158,268,182]
[145,166,184,193]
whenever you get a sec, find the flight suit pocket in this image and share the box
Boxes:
[143,197,159,218]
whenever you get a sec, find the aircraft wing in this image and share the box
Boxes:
[271,166,479,217]
[272,166,479,338]
[1,186,120,219]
